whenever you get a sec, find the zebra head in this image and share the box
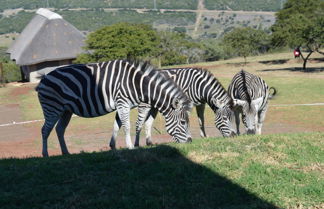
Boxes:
[212,98,236,137]
[234,97,263,134]
[164,97,193,143]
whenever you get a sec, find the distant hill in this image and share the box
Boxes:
[0,0,284,43]
[0,0,286,11]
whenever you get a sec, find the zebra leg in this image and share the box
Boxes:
[257,104,268,135]
[109,113,122,149]
[234,109,241,135]
[116,106,134,149]
[196,104,208,138]
[55,111,72,155]
[41,116,60,157]
[144,108,158,146]
[135,104,152,147]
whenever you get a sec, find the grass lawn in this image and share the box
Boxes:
[0,133,323,209]
[0,51,323,208]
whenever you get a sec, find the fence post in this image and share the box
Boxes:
[0,62,4,87]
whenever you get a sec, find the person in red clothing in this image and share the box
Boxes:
[294,47,301,58]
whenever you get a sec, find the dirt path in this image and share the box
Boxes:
[193,0,205,37]
[0,104,40,158]
[0,102,310,159]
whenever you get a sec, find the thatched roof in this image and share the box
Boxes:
[7,8,85,65]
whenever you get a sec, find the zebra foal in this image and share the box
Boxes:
[36,60,192,157]
[228,70,276,135]
[110,67,236,147]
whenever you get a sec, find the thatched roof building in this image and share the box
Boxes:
[7,8,85,82]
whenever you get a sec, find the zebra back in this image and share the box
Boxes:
[36,60,191,118]
[228,70,269,108]
[161,67,232,111]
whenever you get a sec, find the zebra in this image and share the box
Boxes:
[35,60,193,157]
[110,67,236,148]
[228,70,277,135]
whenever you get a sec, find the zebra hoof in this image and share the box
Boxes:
[109,143,116,150]
[146,138,153,146]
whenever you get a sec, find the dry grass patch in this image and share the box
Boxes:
[187,150,240,164]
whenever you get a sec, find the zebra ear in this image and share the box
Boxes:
[233,99,246,107]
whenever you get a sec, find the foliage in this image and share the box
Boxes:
[1,61,21,83]
[223,27,270,63]
[199,39,227,61]
[0,11,34,34]
[0,0,286,11]
[76,25,218,66]
[204,0,287,11]
[0,0,198,10]
[157,31,205,66]
[75,23,160,62]
[0,10,196,35]
[0,133,323,208]
[61,10,196,33]
[271,0,324,69]
[0,48,21,83]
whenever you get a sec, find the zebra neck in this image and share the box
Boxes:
[205,80,230,110]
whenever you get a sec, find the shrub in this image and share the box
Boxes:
[2,62,21,82]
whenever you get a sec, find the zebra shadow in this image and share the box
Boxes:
[259,59,289,65]
[258,67,324,73]
[0,145,277,209]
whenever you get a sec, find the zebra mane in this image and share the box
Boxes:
[198,68,233,104]
[240,69,252,105]
[134,60,192,110]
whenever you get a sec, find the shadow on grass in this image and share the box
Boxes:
[0,145,277,209]
[259,59,289,65]
[259,67,324,73]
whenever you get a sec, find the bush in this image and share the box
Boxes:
[2,62,21,82]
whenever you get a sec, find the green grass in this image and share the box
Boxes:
[0,133,323,209]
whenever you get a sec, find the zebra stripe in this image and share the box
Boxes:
[111,67,236,147]
[36,60,192,157]
[228,69,276,135]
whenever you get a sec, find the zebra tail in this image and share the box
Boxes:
[268,87,277,99]
[34,74,46,92]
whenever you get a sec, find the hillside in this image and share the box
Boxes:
[0,0,285,11]
[0,0,281,42]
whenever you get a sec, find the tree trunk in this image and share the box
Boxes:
[299,50,313,70]
[158,56,161,68]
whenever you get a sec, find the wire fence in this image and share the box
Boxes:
[1,102,324,128]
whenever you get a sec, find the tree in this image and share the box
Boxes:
[75,22,160,63]
[271,0,324,69]
[156,31,204,67]
[223,27,270,64]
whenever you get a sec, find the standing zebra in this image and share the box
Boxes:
[110,67,236,148]
[36,60,193,157]
[228,70,276,135]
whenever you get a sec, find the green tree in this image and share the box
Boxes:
[156,31,203,67]
[223,27,270,64]
[75,22,160,63]
[271,0,324,69]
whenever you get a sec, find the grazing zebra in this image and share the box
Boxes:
[110,67,236,147]
[228,70,277,135]
[36,60,193,157]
